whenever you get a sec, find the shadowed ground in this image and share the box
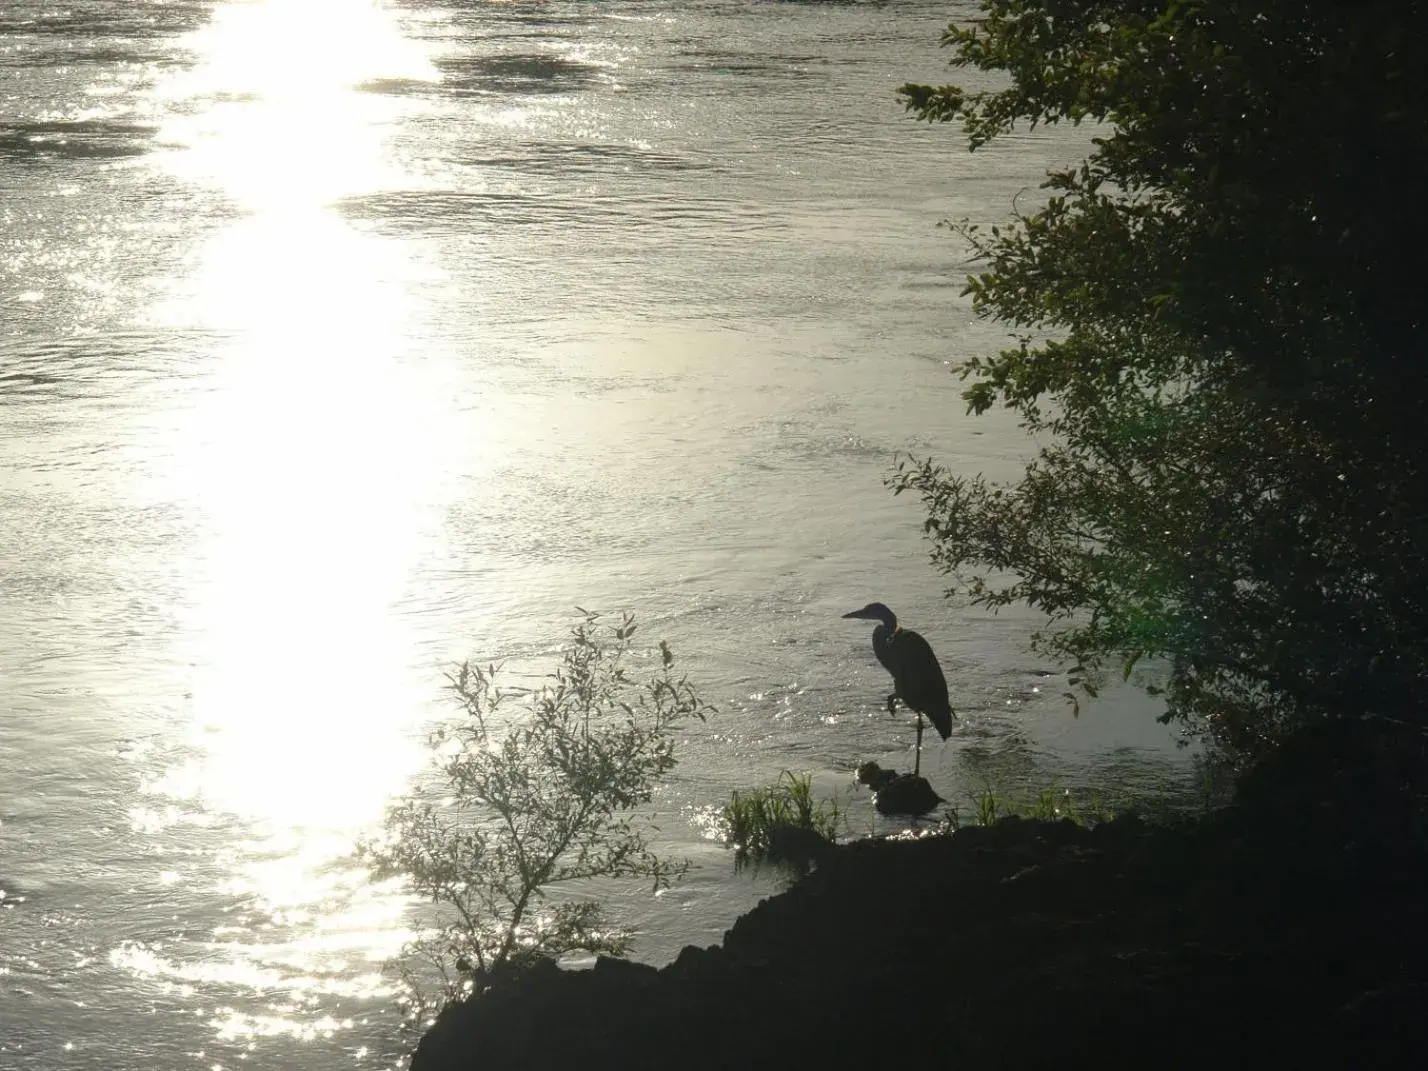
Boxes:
[412,718,1428,1069]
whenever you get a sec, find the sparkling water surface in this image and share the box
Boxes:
[1,2,1195,1067]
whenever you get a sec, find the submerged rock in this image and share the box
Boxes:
[871,773,943,817]
[855,762,943,816]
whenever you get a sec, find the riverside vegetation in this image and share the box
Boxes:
[894,0,1428,759]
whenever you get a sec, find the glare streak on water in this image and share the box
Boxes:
[2,2,1193,1068]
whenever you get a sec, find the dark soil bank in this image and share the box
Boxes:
[412,720,1428,1070]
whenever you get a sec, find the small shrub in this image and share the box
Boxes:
[359,610,710,1022]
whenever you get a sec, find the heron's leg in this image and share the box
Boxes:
[886,693,898,717]
[913,713,925,778]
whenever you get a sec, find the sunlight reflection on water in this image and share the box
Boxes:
[150,1,444,813]
[105,0,454,1047]
[155,0,437,211]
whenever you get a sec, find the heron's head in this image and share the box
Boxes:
[841,602,897,629]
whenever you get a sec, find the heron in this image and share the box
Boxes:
[842,602,954,776]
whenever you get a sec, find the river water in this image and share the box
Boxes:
[0,2,1196,1067]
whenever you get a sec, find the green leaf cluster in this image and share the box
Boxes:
[895,1,1428,758]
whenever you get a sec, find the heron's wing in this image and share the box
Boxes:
[890,630,953,739]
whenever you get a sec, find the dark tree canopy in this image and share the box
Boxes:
[896,0,1428,758]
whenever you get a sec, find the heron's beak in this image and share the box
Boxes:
[842,610,868,620]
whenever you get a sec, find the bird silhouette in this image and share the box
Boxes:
[843,602,954,775]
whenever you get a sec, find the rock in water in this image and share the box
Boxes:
[873,774,943,817]
[855,761,898,791]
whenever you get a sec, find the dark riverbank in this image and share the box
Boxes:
[411,719,1427,1070]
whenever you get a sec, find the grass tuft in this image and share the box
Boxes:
[962,784,1118,829]
[722,771,843,872]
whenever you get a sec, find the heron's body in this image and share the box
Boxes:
[843,602,954,777]
[870,623,953,741]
